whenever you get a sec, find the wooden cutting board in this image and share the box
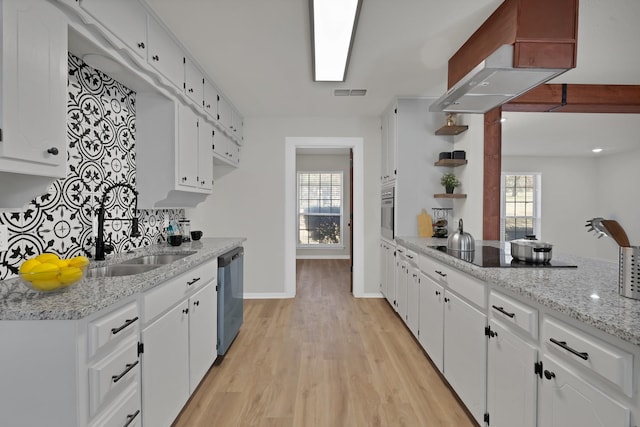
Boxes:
[417,209,433,238]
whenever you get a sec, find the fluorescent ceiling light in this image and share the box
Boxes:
[310,0,362,82]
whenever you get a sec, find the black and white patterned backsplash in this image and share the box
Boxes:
[0,54,183,280]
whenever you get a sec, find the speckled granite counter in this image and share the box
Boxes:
[0,237,245,321]
[397,237,640,347]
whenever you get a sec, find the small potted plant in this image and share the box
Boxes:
[440,172,460,194]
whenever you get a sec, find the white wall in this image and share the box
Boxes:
[296,153,351,259]
[188,116,381,296]
[502,156,601,259]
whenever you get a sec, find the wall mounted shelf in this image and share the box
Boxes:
[434,193,467,199]
[434,159,468,167]
[435,124,468,136]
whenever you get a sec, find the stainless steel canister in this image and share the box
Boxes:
[619,246,640,300]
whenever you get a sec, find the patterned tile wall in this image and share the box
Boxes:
[0,54,183,280]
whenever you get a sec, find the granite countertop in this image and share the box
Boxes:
[396,237,640,347]
[0,237,245,321]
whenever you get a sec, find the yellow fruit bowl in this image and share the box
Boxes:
[19,255,90,293]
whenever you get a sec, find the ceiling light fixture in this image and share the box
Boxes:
[310,0,362,82]
[592,148,603,153]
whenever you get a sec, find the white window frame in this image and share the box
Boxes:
[296,171,344,249]
[500,172,542,244]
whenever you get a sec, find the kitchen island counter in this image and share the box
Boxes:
[397,236,640,346]
[0,237,245,321]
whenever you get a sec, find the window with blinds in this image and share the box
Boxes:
[297,172,343,246]
[501,173,542,242]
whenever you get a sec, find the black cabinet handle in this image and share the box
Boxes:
[182,308,189,315]
[181,177,187,182]
[435,290,441,296]
[444,297,450,303]
[492,305,515,318]
[435,270,447,278]
[206,103,211,109]
[544,370,556,380]
[187,277,200,286]
[194,300,200,306]
[47,147,59,155]
[152,55,159,61]
[111,317,139,335]
[550,338,589,360]
[112,360,139,383]
[188,88,194,93]
[137,42,145,49]
[124,409,140,427]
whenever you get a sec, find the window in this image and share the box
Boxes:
[501,173,541,242]
[297,172,343,246]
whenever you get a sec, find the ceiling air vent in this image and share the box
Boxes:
[333,89,367,96]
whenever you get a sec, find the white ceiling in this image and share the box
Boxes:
[142,0,640,153]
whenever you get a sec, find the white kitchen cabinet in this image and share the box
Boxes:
[379,240,387,296]
[198,120,215,191]
[184,57,204,106]
[217,94,233,131]
[486,319,537,427]
[81,0,148,60]
[0,0,68,209]
[231,107,244,144]
[178,104,200,189]
[406,265,420,338]
[136,94,210,207]
[147,14,184,90]
[418,272,444,372]
[212,129,240,171]
[380,239,396,307]
[538,355,630,427]
[203,78,219,121]
[443,290,487,425]
[380,103,397,183]
[141,300,190,427]
[89,383,141,427]
[188,282,217,392]
[0,297,141,427]
[395,246,408,316]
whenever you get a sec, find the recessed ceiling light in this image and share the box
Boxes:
[592,148,603,153]
[310,0,362,82]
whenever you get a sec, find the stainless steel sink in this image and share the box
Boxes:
[86,264,161,278]
[120,252,195,265]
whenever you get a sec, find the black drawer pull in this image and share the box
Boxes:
[435,290,441,296]
[124,409,140,427]
[492,305,515,318]
[137,42,145,49]
[187,277,201,286]
[112,360,139,383]
[111,317,139,335]
[550,338,589,360]
[435,270,447,278]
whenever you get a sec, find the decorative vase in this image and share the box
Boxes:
[445,186,454,194]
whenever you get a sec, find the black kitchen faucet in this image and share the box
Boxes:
[95,183,140,260]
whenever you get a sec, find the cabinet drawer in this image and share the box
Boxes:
[89,336,140,416]
[446,268,486,309]
[144,259,217,322]
[88,302,139,358]
[489,291,538,339]
[90,383,141,427]
[419,254,449,284]
[543,317,633,397]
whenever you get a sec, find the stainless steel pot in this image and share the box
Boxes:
[447,219,475,252]
[510,235,553,263]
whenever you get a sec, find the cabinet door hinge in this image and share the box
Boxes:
[394,108,397,114]
[0,128,2,142]
[534,360,543,378]
[183,57,186,64]
[484,412,490,425]
[137,341,144,356]
[485,326,497,338]
[216,285,218,292]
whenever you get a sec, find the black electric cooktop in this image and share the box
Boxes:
[429,245,577,268]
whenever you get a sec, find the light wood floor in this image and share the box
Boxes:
[173,259,476,427]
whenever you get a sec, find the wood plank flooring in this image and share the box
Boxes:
[173,259,476,427]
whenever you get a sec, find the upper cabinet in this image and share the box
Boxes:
[0,0,68,209]
[184,57,204,106]
[203,79,219,121]
[81,0,148,60]
[217,95,232,131]
[146,14,184,90]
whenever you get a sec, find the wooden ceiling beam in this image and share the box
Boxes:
[503,84,640,113]
[448,0,578,88]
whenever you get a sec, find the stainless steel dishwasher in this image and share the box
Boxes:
[217,247,244,356]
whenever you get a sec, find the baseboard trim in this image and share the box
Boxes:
[296,255,350,260]
[244,292,294,299]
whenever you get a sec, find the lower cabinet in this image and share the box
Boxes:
[418,272,444,372]
[443,290,487,425]
[395,250,408,316]
[141,300,190,427]
[188,282,218,393]
[486,319,537,427]
[538,356,630,427]
[382,240,396,307]
[406,265,420,338]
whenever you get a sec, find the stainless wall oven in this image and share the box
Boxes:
[381,186,394,240]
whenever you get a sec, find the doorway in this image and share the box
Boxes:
[284,137,364,297]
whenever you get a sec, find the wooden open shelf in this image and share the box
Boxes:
[434,193,467,199]
[435,125,468,136]
[434,159,468,167]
